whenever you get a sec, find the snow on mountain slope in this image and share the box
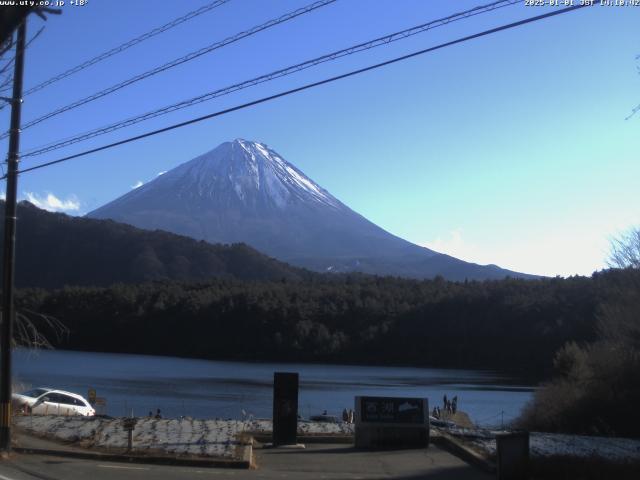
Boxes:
[122,139,339,209]
[88,139,534,280]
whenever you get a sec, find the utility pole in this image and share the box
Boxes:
[0,18,26,453]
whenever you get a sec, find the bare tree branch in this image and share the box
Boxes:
[627,54,640,120]
[608,227,640,269]
[0,25,45,100]
[12,309,68,349]
[0,37,13,57]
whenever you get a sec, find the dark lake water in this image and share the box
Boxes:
[13,349,535,427]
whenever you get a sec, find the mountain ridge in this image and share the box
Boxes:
[88,139,537,281]
[0,200,309,288]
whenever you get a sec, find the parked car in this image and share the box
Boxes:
[12,387,95,416]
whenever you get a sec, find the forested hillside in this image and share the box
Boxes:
[18,269,633,375]
[1,201,308,287]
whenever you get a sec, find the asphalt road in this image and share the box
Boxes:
[0,443,493,480]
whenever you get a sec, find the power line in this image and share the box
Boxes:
[0,0,336,140]
[20,0,519,158]
[10,3,592,179]
[21,0,232,97]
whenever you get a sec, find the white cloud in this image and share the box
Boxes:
[25,192,80,212]
[421,228,479,263]
[132,180,144,189]
[0,192,5,200]
[157,171,167,176]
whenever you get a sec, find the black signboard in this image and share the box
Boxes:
[272,372,299,446]
[359,396,425,424]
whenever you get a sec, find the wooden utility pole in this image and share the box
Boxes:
[0,17,26,453]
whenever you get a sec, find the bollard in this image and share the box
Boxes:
[496,431,529,480]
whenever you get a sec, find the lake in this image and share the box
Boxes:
[13,349,534,427]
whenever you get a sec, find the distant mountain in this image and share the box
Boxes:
[88,139,536,281]
[0,201,307,288]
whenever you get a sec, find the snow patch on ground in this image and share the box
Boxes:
[246,419,354,436]
[14,416,250,458]
[13,416,354,458]
[443,426,640,462]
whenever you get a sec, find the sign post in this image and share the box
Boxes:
[94,397,107,416]
[87,388,96,405]
[123,417,137,452]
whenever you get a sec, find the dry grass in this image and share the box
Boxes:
[438,410,474,428]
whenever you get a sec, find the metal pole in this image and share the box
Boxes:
[0,19,27,453]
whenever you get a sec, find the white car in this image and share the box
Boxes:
[12,387,95,417]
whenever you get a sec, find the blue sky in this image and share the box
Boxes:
[1,0,638,277]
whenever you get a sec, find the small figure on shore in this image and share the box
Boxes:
[452,396,458,414]
[342,408,349,423]
[155,408,162,419]
[348,409,354,424]
[432,406,439,419]
[148,411,153,417]
[443,394,448,409]
[322,409,328,416]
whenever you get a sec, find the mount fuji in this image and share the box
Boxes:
[88,139,533,280]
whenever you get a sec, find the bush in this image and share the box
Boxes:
[517,273,640,437]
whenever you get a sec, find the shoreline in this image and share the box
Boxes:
[14,349,534,426]
[14,346,541,380]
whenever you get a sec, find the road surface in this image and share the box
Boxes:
[0,442,492,479]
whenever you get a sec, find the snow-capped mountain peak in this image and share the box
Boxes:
[87,139,534,281]
[150,139,340,210]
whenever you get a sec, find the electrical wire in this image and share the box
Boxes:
[8,3,593,179]
[0,0,337,140]
[21,0,232,97]
[20,0,519,158]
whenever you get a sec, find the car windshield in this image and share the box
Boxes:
[20,388,49,398]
